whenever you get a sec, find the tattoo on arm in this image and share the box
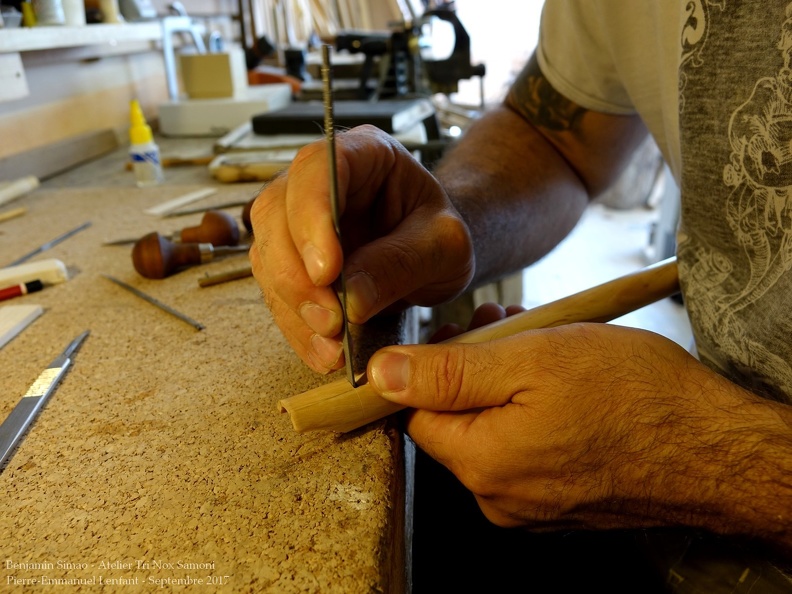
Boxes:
[507,54,589,132]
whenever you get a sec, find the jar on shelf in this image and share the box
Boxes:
[32,0,66,25]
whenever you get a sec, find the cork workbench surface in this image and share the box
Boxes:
[0,142,412,592]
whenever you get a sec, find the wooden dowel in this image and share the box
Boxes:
[197,265,253,287]
[0,207,26,224]
[279,257,681,434]
[0,176,39,207]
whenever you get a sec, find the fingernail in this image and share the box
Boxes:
[370,352,410,395]
[302,243,327,285]
[300,302,339,335]
[310,334,343,367]
[346,272,379,322]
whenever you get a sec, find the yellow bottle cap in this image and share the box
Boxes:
[129,99,153,145]
[21,2,36,27]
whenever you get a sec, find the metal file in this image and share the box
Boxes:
[0,330,89,469]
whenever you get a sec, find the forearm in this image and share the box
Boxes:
[680,388,792,554]
[434,106,589,287]
[724,402,792,558]
[617,358,792,557]
[433,52,649,289]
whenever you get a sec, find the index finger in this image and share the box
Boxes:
[285,126,401,287]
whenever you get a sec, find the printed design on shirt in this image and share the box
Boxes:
[681,240,792,400]
[722,6,792,313]
[679,0,725,112]
[681,3,792,400]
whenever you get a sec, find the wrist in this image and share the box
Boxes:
[621,362,792,554]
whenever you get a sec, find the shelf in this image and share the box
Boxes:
[0,22,162,53]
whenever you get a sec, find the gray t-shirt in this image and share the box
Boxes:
[538,0,792,404]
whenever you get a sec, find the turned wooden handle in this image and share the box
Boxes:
[279,257,680,434]
[132,232,204,279]
[179,209,240,246]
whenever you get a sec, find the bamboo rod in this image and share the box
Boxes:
[279,257,680,433]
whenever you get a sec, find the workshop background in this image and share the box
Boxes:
[0,0,543,158]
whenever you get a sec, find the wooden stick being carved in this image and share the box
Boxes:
[279,257,680,434]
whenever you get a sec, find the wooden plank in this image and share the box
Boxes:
[0,23,161,53]
[0,304,43,350]
[0,128,119,181]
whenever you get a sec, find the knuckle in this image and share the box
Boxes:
[436,211,472,255]
[425,347,468,409]
[289,140,325,172]
[342,124,392,148]
[432,213,474,285]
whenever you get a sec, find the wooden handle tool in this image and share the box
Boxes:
[278,257,680,434]
[105,209,240,247]
[132,232,248,279]
[178,209,240,246]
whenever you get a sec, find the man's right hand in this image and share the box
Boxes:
[248,125,475,375]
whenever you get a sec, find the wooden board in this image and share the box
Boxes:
[0,304,43,350]
[0,129,119,181]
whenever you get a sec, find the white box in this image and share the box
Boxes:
[158,83,292,137]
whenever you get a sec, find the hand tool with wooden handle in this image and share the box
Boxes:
[0,176,39,208]
[0,259,69,289]
[105,209,240,247]
[132,232,248,279]
[278,257,681,434]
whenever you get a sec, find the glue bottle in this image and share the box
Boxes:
[129,99,164,187]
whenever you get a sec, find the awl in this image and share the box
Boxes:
[321,44,356,388]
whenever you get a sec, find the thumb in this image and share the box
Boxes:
[367,342,517,411]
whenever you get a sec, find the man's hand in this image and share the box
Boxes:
[367,321,791,539]
[248,125,474,375]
